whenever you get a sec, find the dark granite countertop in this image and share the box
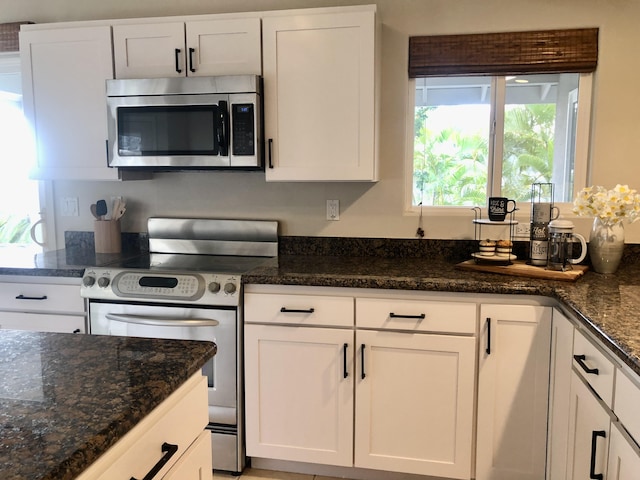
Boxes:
[244,254,640,377]
[0,330,216,480]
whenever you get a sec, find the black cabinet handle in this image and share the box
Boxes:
[389,312,426,319]
[589,430,606,480]
[188,47,196,73]
[574,354,599,375]
[130,442,178,480]
[280,307,315,314]
[174,48,182,73]
[486,318,491,355]
[343,343,349,379]
[72,329,81,334]
[16,294,48,300]
[361,344,366,379]
[268,139,274,168]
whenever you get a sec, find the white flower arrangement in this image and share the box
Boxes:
[573,184,640,226]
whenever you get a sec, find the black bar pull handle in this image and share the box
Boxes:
[589,430,606,480]
[486,318,491,355]
[188,47,196,73]
[343,343,349,379]
[16,294,48,300]
[361,344,366,379]
[574,354,600,375]
[130,442,178,480]
[174,48,182,73]
[389,312,426,319]
[280,307,315,314]
[268,139,274,168]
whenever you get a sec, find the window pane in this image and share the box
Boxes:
[413,76,491,206]
[502,73,580,203]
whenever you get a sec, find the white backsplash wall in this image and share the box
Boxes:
[8,0,640,246]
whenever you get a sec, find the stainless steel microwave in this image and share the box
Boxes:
[106,75,262,170]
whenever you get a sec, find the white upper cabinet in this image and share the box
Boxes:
[20,26,124,181]
[113,18,261,79]
[262,7,379,181]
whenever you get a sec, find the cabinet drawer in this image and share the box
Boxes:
[572,330,615,406]
[614,370,640,445]
[81,374,209,480]
[356,298,476,334]
[0,311,85,334]
[244,293,354,327]
[0,282,84,314]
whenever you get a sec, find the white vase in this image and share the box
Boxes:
[588,217,624,274]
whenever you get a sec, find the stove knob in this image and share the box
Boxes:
[82,275,96,287]
[208,282,221,293]
[224,282,237,295]
[97,277,110,288]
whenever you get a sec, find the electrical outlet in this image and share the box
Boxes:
[326,200,340,221]
[61,197,79,217]
[515,223,531,237]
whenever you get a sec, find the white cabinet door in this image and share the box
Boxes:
[113,22,186,79]
[186,18,261,76]
[262,8,378,181]
[244,324,354,466]
[162,430,213,480]
[354,329,475,479]
[113,18,261,79]
[547,309,575,480]
[476,304,552,480]
[566,372,610,480]
[20,26,119,180]
[607,422,640,480]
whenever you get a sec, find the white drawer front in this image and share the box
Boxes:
[0,311,85,333]
[356,298,476,334]
[0,282,84,314]
[572,330,615,406]
[614,370,640,445]
[244,293,354,327]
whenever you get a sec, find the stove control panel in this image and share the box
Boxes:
[81,268,242,306]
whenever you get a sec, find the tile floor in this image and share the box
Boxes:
[213,468,343,480]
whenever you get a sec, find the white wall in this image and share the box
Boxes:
[4,0,640,245]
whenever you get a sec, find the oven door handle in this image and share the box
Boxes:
[105,313,219,327]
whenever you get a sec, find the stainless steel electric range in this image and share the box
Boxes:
[80,218,278,475]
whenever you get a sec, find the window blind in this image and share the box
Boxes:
[409,28,598,78]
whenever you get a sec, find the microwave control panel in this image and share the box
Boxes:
[231,103,255,156]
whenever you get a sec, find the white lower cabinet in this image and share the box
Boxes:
[77,373,211,480]
[244,287,477,478]
[244,324,355,466]
[566,371,610,480]
[476,304,552,480]
[354,329,475,478]
[607,422,640,480]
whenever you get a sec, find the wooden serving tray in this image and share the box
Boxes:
[455,259,588,282]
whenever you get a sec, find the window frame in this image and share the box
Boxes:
[404,72,593,217]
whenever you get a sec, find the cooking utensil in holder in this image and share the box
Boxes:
[94,220,121,253]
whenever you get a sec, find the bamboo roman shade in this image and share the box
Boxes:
[0,22,34,52]
[409,28,598,77]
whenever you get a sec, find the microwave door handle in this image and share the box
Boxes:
[218,100,229,157]
[105,313,219,327]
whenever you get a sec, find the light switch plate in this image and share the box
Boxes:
[61,197,79,217]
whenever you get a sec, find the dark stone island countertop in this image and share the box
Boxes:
[0,330,216,480]
[243,254,640,378]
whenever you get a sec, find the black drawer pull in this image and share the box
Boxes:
[16,294,48,301]
[130,442,178,480]
[574,354,599,375]
[589,430,606,480]
[361,344,366,379]
[389,312,426,319]
[280,307,315,314]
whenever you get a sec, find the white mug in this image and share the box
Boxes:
[532,202,560,223]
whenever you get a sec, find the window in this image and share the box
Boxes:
[0,52,42,256]
[407,28,597,211]
[411,72,592,207]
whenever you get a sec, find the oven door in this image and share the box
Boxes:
[88,301,237,425]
